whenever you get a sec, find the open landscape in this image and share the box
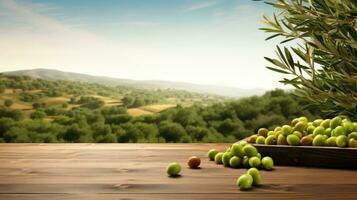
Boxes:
[0,0,356,199]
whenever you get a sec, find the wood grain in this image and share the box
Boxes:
[0,144,356,200]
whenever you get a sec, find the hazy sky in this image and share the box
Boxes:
[0,0,287,89]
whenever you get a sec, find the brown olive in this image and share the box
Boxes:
[187,156,201,169]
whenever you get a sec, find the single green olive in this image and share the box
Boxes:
[325,136,337,147]
[312,135,326,146]
[298,116,308,123]
[313,126,325,137]
[247,168,261,185]
[261,156,274,170]
[207,149,219,161]
[274,126,282,133]
[229,156,241,168]
[214,152,224,164]
[236,174,253,190]
[267,131,275,137]
[330,116,342,129]
[255,136,266,144]
[313,119,323,127]
[256,153,262,159]
[287,134,300,146]
[222,152,233,167]
[342,121,354,133]
[336,135,348,148]
[293,131,303,139]
[243,144,258,157]
[248,156,261,168]
[282,125,293,135]
[166,162,181,176]
[265,135,277,145]
[231,143,245,157]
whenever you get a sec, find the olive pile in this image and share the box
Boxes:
[247,116,357,148]
[208,141,274,190]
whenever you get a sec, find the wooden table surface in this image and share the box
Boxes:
[0,144,356,200]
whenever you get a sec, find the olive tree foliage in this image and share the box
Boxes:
[257,0,357,119]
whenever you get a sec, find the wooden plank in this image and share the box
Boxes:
[0,144,356,200]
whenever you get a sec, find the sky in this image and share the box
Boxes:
[0,0,287,89]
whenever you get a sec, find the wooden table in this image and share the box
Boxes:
[0,144,356,200]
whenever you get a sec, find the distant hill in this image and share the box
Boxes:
[4,68,266,97]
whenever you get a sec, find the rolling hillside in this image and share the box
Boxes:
[4,68,266,97]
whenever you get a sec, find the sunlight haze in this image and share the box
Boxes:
[0,0,286,89]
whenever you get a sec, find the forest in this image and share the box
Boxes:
[0,74,321,143]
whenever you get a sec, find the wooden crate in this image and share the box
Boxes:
[253,144,357,169]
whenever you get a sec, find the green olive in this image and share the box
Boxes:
[325,136,337,147]
[207,149,219,161]
[214,152,224,164]
[222,152,233,167]
[282,125,293,135]
[332,126,346,136]
[336,135,347,148]
[330,116,342,129]
[348,132,357,140]
[348,138,357,148]
[298,116,308,123]
[353,122,357,132]
[321,119,331,129]
[236,174,253,190]
[166,162,181,176]
[248,156,261,168]
[293,131,303,139]
[277,134,288,145]
[258,128,269,137]
[255,136,266,144]
[261,156,274,170]
[300,136,313,146]
[256,153,262,159]
[247,168,261,185]
[229,156,241,168]
[243,144,258,157]
[313,119,323,127]
[312,135,326,146]
[231,143,245,157]
[342,121,354,133]
[287,134,300,146]
[274,126,282,133]
[242,156,250,168]
[265,135,277,145]
[294,121,307,132]
[267,131,275,137]
[313,126,325,136]
[307,125,316,135]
